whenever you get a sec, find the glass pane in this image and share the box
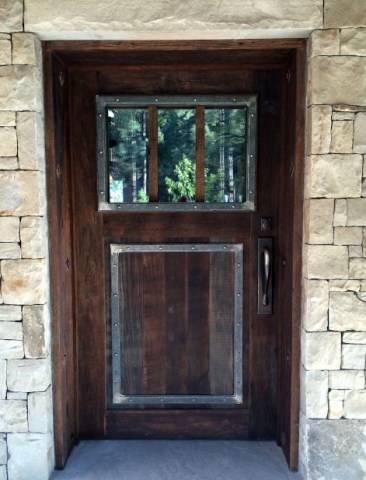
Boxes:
[108,108,149,203]
[158,108,196,202]
[204,108,246,203]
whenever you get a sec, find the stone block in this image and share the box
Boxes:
[333,198,347,226]
[304,245,348,279]
[334,227,363,245]
[307,105,332,154]
[0,157,18,169]
[302,279,328,331]
[354,112,366,154]
[328,279,360,291]
[0,0,23,32]
[0,171,45,216]
[7,392,27,400]
[0,66,43,112]
[302,368,328,419]
[0,361,6,400]
[0,306,21,321]
[7,433,54,480]
[24,0,323,35]
[0,340,23,359]
[0,322,23,341]
[0,127,17,157]
[328,389,344,419]
[304,199,333,244]
[330,120,353,153]
[0,400,27,432]
[344,390,366,419]
[347,198,366,226]
[305,154,362,199]
[349,258,366,279]
[0,305,22,322]
[28,388,52,433]
[23,305,46,358]
[0,217,19,242]
[308,56,366,106]
[332,111,355,121]
[342,344,366,369]
[1,259,47,305]
[0,111,15,127]
[341,28,366,55]
[0,435,7,464]
[329,292,366,331]
[0,40,11,65]
[0,243,21,259]
[325,0,366,27]
[20,217,46,259]
[329,370,365,390]
[302,331,341,370]
[303,419,366,479]
[12,34,42,67]
[17,112,45,170]
[344,332,366,344]
[7,359,50,392]
[349,246,362,258]
[308,29,340,57]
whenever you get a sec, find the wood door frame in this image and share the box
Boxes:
[44,39,305,471]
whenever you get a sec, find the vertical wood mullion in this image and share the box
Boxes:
[149,106,158,201]
[196,106,205,202]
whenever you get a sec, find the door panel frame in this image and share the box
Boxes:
[44,39,305,470]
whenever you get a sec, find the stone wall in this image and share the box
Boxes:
[1,0,366,479]
[0,5,54,480]
[300,28,366,479]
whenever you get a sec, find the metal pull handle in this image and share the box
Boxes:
[262,248,271,306]
[258,238,273,314]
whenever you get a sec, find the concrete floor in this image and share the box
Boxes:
[50,440,303,479]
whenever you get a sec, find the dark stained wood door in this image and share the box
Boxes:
[68,50,281,441]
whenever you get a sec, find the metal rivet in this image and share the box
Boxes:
[99,114,102,117]
[223,398,227,402]
[232,205,235,209]
[129,399,133,402]
[114,323,118,327]
[237,263,241,267]
[155,205,159,209]
[191,246,195,250]
[116,98,120,102]
[160,398,164,402]
[251,113,254,117]
[237,293,241,297]
[113,294,117,297]
[237,381,241,386]
[117,205,121,209]
[100,190,104,194]
[114,353,118,356]
[224,246,227,250]
[194,205,197,209]
[114,382,118,385]
[194,98,197,102]
[113,264,117,267]
[155,98,159,102]
[233,98,237,102]
[99,150,103,154]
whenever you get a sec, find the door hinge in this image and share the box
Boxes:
[286,70,291,84]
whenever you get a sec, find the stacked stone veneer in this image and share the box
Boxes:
[300,28,366,479]
[0,13,54,480]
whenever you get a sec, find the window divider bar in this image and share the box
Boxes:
[148,106,158,202]
[196,106,205,202]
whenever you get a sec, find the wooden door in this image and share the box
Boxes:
[45,41,305,469]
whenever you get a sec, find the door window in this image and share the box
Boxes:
[97,95,257,211]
